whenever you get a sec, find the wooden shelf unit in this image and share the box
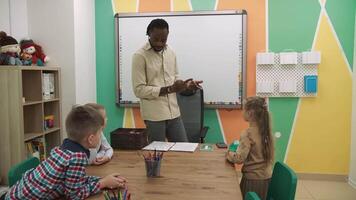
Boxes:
[0,66,62,184]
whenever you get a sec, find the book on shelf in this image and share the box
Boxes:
[42,73,55,100]
[26,137,46,161]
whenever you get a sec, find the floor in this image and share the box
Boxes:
[295,179,356,200]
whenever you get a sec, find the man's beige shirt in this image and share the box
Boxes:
[132,42,180,121]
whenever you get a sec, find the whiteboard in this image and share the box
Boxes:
[115,11,247,108]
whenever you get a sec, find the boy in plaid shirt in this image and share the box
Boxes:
[6,105,127,200]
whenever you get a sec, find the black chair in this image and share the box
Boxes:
[177,89,209,143]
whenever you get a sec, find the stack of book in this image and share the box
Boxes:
[42,73,55,100]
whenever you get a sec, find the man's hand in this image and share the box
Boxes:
[170,79,186,93]
[185,78,203,90]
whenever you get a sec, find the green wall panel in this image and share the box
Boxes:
[326,0,356,70]
[191,0,216,11]
[204,109,224,143]
[269,98,299,162]
[268,0,320,162]
[95,0,124,142]
[269,0,320,51]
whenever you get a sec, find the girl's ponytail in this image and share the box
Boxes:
[245,97,274,163]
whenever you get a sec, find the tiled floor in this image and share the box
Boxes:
[296,179,356,200]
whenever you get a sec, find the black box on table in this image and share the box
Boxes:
[110,128,148,150]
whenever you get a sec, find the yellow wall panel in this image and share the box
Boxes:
[286,14,352,174]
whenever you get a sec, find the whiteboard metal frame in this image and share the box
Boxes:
[115,10,247,109]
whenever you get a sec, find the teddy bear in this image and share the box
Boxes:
[0,31,23,65]
[20,39,49,66]
[20,52,33,65]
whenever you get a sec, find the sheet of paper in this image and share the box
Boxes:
[142,141,175,151]
[169,142,198,152]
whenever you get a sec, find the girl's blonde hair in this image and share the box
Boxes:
[244,96,274,163]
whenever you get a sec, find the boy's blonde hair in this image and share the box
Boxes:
[85,103,105,112]
[65,105,104,142]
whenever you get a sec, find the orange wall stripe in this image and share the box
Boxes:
[217,0,266,143]
[133,108,146,128]
[218,109,249,144]
[139,0,171,12]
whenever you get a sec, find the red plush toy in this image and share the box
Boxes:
[20,39,49,66]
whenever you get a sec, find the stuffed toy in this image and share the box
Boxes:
[0,31,23,65]
[20,52,33,65]
[0,53,7,65]
[20,39,49,66]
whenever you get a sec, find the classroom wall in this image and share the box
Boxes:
[0,0,28,39]
[0,0,10,33]
[74,0,97,105]
[26,0,97,136]
[9,0,28,40]
[95,0,355,174]
[275,0,354,175]
[27,0,76,137]
[350,12,356,188]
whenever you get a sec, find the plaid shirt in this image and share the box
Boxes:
[6,139,101,200]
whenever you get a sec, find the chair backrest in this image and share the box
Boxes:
[267,161,297,200]
[8,157,40,187]
[176,89,204,143]
[245,192,261,200]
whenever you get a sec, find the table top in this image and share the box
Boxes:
[87,146,242,200]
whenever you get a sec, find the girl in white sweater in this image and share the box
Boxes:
[85,103,113,165]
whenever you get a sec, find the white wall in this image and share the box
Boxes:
[74,0,96,104]
[350,13,356,189]
[27,0,76,137]
[0,0,10,33]
[9,0,28,39]
[0,0,28,40]
[25,0,97,137]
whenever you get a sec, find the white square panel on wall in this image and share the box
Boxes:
[256,52,319,97]
[280,52,298,65]
[279,80,297,93]
[256,53,275,65]
[302,51,321,64]
[257,81,274,93]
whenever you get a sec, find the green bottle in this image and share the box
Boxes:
[229,140,240,152]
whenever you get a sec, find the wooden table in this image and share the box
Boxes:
[87,146,242,200]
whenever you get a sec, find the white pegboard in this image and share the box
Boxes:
[256,53,318,97]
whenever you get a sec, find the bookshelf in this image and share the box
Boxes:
[0,66,62,184]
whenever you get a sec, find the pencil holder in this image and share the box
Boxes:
[144,159,162,177]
